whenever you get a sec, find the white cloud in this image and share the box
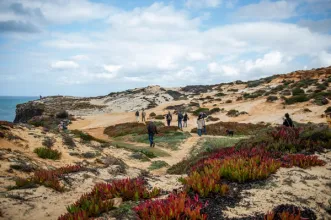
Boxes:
[244,51,283,72]
[103,65,122,73]
[71,55,89,61]
[187,52,208,61]
[316,51,331,67]
[51,61,79,69]
[185,0,222,9]
[95,73,117,79]
[234,0,298,20]
[208,63,239,76]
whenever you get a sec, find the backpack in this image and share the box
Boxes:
[166,114,172,121]
[135,111,139,116]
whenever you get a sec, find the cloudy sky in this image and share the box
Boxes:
[1,0,331,96]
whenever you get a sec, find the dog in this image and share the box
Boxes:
[226,129,234,136]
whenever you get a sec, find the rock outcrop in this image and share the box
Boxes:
[14,101,45,123]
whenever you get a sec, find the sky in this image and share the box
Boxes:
[0,0,331,97]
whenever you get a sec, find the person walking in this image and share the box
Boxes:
[147,121,158,147]
[135,110,140,122]
[142,109,146,122]
[178,111,183,130]
[183,113,189,127]
[166,111,172,126]
[283,113,294,127]
[197,114,205,137]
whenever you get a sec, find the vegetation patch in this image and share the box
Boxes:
[62,134,76,148]
[148,160,169,170]
[14,165,81,191]
[226,109,240,117]
[34,147,61,160]
[266,96,278,102]
[193,108,209,116]
[71,130,107,143]
[284,94,309,104]
[42,136,56,148]
[59,178,160,220]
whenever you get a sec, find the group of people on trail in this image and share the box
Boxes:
[135,109,146,122]
[197,112,207,136]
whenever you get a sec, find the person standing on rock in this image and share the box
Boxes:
[197,114,205,137]
[183,113,189,127]
[166,111,172,126]
[147,121,158,147]
[142,109,146,122]
[178,111,183,130]
[135,110,139,122]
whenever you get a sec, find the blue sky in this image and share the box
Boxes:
[0,0,331,96]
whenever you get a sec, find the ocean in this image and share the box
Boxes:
[0,96,38,122]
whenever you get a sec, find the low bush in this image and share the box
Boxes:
[228,88,238,92]
[247,80,263,88]
[34,147,61,160]
[60,178,160,219]
[285,95,309,104]
[62,134,76,148]
[191,121,268,136]
[71,130,107,143]
[154,115,164,120]
[56,111,69,119]
[325,107,331,114]
[149,112,156,117]
[206,116,219,122]
[15,165,81,192]
[104,122,146,137]
[282,154,326,168]
[292,88,305,96]
[209,107,221,114]
[281,90,291,96]
[42,137,56,148]
[134,192,207,220]
[225,100,232,103]
[226,109,239,117]
[193,108,209,116]
[215,92,226,97]
[148,160,169,170]
[303,108,312,113]
[266,96,278,102]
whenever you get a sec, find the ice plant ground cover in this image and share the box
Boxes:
[15,165,81,191]
[58,178,160,220]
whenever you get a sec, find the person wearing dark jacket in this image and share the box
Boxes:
[183,113,189,127]
[177,111,183,130]
[283,113,294,127]
[166,111,172,126]
[147,121,158,147]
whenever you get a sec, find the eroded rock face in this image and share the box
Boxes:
[14,102,45,123]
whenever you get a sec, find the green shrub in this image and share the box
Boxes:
[56,111,69,119]
[215,93,226,97]
[266,96,278,102]
[206,116,219,122]
[149,112,156,117]
[209,108,221,114]
[325,107,331,114]
[292,88,305,96]
[192,108,209,116]
[155,115,164,120]
[139,149,157,158]
[34,147,61,160]
[42,137,56,148]
[226,109,239,117]
[247,80,262,88]
[228,89,238,92]
[62,134,76,148]
[71,130,107,143]
[317,84,327,91]
[225,100,232,103]
[285,95,309,105]
[148,160,169,170]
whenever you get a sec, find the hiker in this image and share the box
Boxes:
[183,113,189,127]
[197,114,205,137]
[147,121,158,147]
[142,109,146,122]
[201,112,207,134]
[326,112,331,128]
[178,111,184,130]
[283,113,294,127]
[135,110,139,122]
[166,111,172,126]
